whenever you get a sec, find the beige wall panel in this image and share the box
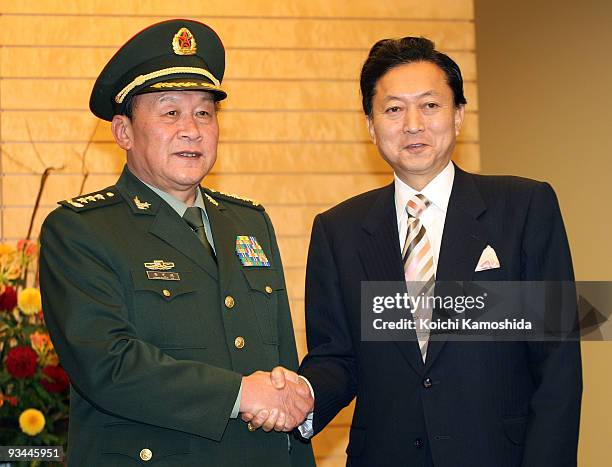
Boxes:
[1,79,479,112]
[1,205,55,239]
[1,1,473,20]
[0,141,117,175]
[277,236,309,268]
[1,111,480,143]
[1,47,477,82]
[0,16,474,50]
[283,268,306,300]
[289,299,305,332]
[265,205,324,235]
[312,427,351,457]
[205,174,393,205]
[294,328,307,361]
[1,173,117,206]
[0,141,478,176]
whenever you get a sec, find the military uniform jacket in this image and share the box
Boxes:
[39,166,315,467]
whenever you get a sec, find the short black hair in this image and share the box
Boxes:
[121,95,136,120]
[360,36,467,117]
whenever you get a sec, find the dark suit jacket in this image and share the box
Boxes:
[299,165,582,467]
[40,166,314,467]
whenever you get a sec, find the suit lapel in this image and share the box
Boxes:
[203,188,240,293]
[358,184,425,374]
[425,166,488,369]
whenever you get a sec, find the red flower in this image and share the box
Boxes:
[5,346,38,379]
[40,365,69,393]
[0,285,18,311]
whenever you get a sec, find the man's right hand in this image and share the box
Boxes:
[240,367,313,432]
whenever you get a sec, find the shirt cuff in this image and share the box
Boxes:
[297,376,315,438]
[230,381,242,419]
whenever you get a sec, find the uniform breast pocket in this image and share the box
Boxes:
[130,270,207,349]
[242,268,285,344]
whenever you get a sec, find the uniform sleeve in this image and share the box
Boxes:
[521,182,582,467]
[298,214,358,435]
[39,208,242,441]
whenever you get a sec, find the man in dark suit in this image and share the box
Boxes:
[39,19,314,466]
[252,37,582,466]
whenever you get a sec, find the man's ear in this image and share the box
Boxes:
[454,104,465,137]
[366,116,377,145]
[111,115,134,151]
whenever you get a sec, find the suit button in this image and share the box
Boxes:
[265,285,273,294]
[423,377,433,388]
[414,438,423,449]
[139,448,152,461]
[234,336,245,349]
[162,289,171,297]
[225,296,235,308]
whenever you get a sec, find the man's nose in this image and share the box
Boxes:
[178,114,202,140]
[403,107,424,134]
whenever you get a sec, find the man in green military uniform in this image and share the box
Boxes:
[39,19,315,466]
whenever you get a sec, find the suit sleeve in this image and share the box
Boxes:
[521,182,582,467]
[39,208,242,441]
[298,214,358,435]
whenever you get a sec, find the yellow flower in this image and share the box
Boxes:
[0,243,15,255]
[18,288,42,316]
[19,408,46,436]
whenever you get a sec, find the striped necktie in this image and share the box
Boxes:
[183,206,216,261]
[402,194,435,361]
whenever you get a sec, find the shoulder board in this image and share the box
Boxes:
[59,187,122,212]
[205,188,264,211]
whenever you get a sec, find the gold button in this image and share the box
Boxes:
[225,296,235,308]
[162,289,171,297]
[247,422,257,432]
[265,285,273,294]
[139,448,152,461]
[234,336,245,349]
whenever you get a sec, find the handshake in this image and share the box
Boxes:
[240,367,313,432]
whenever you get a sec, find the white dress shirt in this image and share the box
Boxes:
[299,161,456,439]
[395,161,455,269]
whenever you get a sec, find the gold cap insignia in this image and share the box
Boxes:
[144,260,176,271]
[133,196,151,210]
[172,27,197,55]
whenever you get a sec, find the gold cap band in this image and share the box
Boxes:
[114,66,222,104]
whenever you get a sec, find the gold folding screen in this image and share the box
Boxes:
[0,2,478,464]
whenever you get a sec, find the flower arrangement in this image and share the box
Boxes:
[0,241,69,453]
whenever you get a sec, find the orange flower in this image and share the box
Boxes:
[17,239,38,258]
[30,331,52,353]
[45,351,60,367]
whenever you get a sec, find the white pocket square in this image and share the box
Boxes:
[475,245,500,272]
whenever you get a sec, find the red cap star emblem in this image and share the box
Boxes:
[172,27,197,55]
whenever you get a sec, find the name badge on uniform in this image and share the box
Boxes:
[144,260,180,280]
[235,236,270,267]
